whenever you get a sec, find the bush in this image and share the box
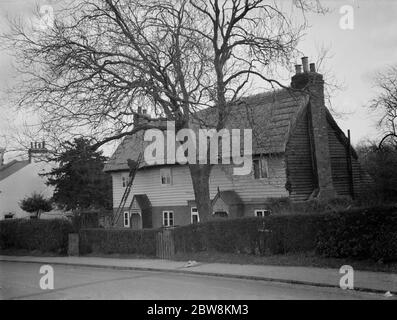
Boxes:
[264,196,353,215]
[79,228,159,256]
[174,206,397,263]
[173,214,325,255]
[316,206,397,262]
[0,219,73,254]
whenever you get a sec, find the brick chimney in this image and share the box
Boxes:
[28,141,48,163]
[291,57,336,199]
[133,107,150,126]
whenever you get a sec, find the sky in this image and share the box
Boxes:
[0,0,396,161]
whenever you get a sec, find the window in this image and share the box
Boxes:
[213,211,228,218]
[160,168,172,185]
[253,156,268,179]
[191,207,200,224]
[163,211,174,227]
[255,209,271,217]
[123,211,130,227]
[122,175,130,188]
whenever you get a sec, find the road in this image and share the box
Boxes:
[0,261,389,300]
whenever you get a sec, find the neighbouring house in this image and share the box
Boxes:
[104,57,372,229]
[0,142,65,220]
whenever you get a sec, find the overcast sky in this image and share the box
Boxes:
[0,0,396,161]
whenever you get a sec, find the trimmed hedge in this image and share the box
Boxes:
[316,206,397,262]
[79,228,158,256]
[173,206,397,262]
[0,219,73,254]
[173,214,325,255]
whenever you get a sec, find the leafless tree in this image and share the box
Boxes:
[369,65,397,148]
[3,0,324,221]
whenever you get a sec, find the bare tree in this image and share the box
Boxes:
[369,65,397,148]
[3,0,324,221]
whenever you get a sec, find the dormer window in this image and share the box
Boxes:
[160,168,172,185]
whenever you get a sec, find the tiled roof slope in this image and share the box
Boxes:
[104,89,309,172]
[0,160,30,181]
[214,190,243,205]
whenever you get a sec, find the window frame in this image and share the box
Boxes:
[123,211,130,227]
[254,209,271,217]
[253,155,269,179]
[163,210,174,227]
[160,168,172,186]
[191,207,200,224]
[213,211,228,218]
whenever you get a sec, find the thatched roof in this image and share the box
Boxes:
[104,89,308,172]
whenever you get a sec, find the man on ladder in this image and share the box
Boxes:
[112,153,143,226]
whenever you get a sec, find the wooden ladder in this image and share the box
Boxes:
[112,153,143,226]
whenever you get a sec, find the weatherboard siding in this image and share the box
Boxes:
[111,156,288,209]
[285,107,316,201]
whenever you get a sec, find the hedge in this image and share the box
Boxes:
[316,206,397,262]
[79,228,158,256]
[0,219,73,254]
[173,206,397,262]
[173,214,325,255]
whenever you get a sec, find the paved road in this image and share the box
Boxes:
[0,261,390,300]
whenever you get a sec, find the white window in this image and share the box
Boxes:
[163,211,174,227]
[255,209,271,217]
[123,211,130,227]
[253,156,268,179]
[191,207,200,224]
[160,168,172,185]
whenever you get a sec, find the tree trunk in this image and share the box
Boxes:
[188,164,212,222]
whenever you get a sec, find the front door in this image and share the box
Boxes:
[130,211,142,229]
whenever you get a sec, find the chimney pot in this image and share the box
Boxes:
[31,142,34,148]
[295,65,303,74]
[310,63,316,73]
[137,106,142,114]
[34,142,37,148]
[302,57,309,73]
[42,141,45,149]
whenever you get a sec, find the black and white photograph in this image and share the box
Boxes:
[0,0,396,306]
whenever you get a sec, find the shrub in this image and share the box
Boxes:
[173,214,325,255]
[316,206,397,262]
[19,193,52,219]
[264,196,353,215]
[174,206,397,262]
[0,219,73,254]
[79,228,158,256]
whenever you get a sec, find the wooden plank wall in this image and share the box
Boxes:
[327,121,351,196]
[285,108,316,201]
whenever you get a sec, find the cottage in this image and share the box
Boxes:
[0,142,64,220]
[104,57,372,229]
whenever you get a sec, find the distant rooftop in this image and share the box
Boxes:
[0,160,30,182]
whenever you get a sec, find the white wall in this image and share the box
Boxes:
[112,156,288,208]
[0,160,56,219]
